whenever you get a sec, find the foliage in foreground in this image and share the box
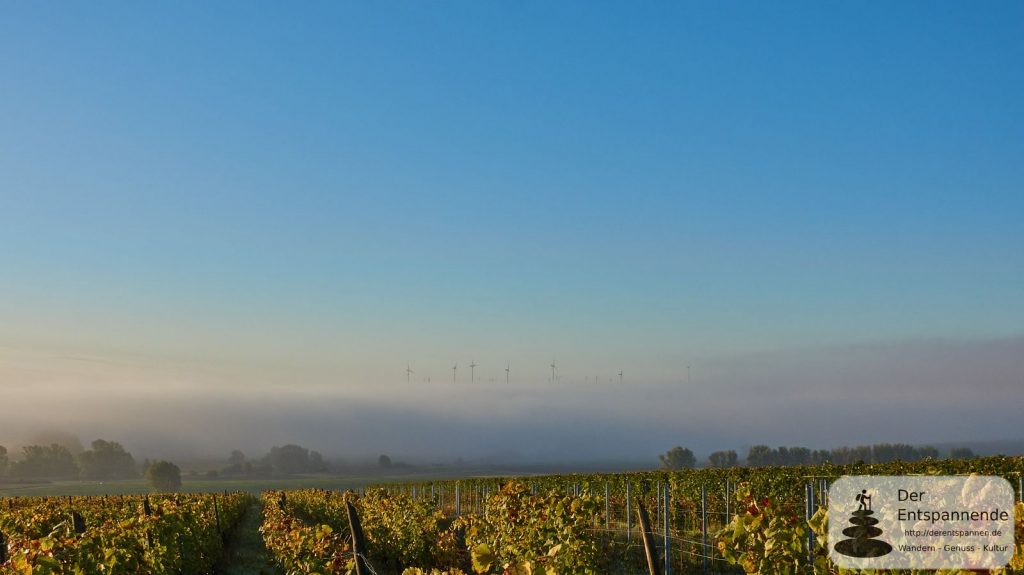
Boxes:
[0,492,248,575]
[458,482,601,575]
[718,481,1024,575]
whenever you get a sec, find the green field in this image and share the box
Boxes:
[0,468,528,497]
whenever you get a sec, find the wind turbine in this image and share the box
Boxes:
[618,370,623,384]
[687,365,691,384]
[469,360,478,383]
[406,363,414,383]
[550,359,557,383]
[452,363,458,383]
[505,362,510,384]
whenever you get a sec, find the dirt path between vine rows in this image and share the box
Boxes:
[215,502,283,575]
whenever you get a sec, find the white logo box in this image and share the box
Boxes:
[828,475,1015,570]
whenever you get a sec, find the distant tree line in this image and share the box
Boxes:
[949,447,976,460]
[743,443,959,466]
[376,454,412,469]
[708,450,738,468]
[0,440,138,480]
[0,439,330,482]
[213,444,327,478]
[657,443,977,469]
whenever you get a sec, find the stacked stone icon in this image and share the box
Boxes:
[834,491,893,558]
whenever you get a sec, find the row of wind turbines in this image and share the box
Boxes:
[404,360,631,385]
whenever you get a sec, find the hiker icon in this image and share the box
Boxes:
[856,489,872,511]
[835,489,891,558]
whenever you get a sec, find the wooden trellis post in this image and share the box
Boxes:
[71,511,86,534]
[345,499,370,575]
[636,500,662,575]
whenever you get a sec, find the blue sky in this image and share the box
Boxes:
[1,2,1022,457]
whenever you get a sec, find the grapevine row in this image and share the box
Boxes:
[0,492,249,575]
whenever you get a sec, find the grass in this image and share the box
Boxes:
[0,476,384,497]
[0,468,527,497]
[215,501,283,575]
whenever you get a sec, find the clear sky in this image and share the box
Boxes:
[1,2,1022,460]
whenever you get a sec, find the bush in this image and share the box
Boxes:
[146,460,182,492]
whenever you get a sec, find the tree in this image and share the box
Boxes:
[228,450,246,466]
[28,431,83,455]
[222,450,249,476]
[950,447,975,460]
[0,445,7,476]
[873,443,895,463]
[746,445,772,467]
[708,450,738,468]
[849,445,872,464]
[789,447,811,465]
[309,450,326,472]
[659,446,695,470]
[264,445,319,475]
[809,450,831,465]
[892,444,922,462]
[830,446,851,465]
[378,454,392,468]
[77,439,137,480]
[145,460,182,492]
[9,444,79,478]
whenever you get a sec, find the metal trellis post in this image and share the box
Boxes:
[702,484,708,574]
[805,483,816,563]
[626,481,632,539]
[663,483,671,575]
[725,480,730,520]
[605,482,610,529]
[656,482,662,528]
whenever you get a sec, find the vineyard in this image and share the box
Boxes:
[356,455,1024,575]
[1,456,1023,574]
[0,492,248,574]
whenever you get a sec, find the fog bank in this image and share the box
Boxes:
[1,336,1021,463]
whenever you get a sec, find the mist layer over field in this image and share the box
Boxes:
[2,336,1020,462]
